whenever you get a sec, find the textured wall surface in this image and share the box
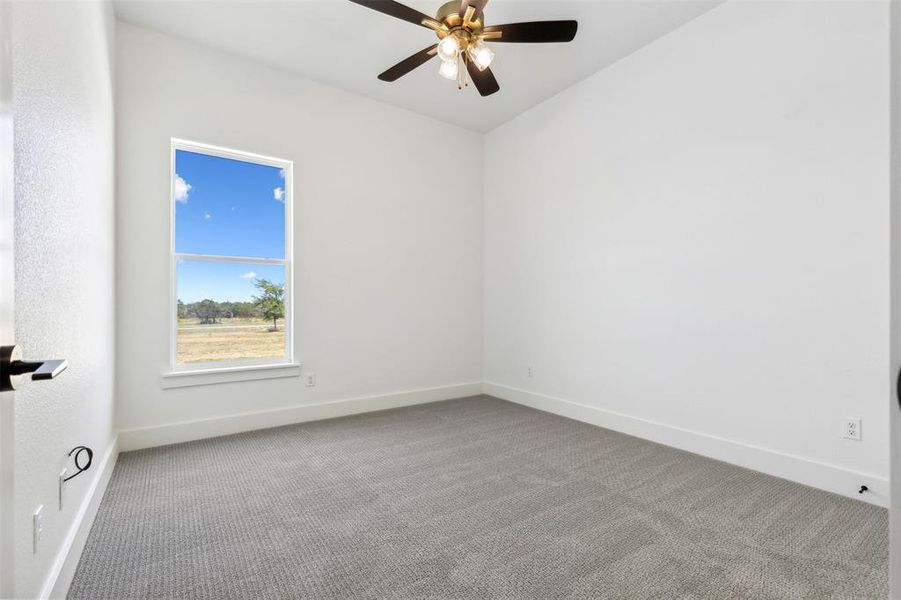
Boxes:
[12,2,116,597]
[484,1,890,495]
[115,23,483,432]
[889,0,901,592]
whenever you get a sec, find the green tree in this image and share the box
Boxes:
[219,302,236,319]
[253,279,285,331]
[177,299,186,320]
[196,299,221,325]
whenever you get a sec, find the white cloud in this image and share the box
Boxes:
[273,187,285,202]
[203,212,212,220]
[279,168,286,179]
[240,271,257,280]
[174,174,192,203]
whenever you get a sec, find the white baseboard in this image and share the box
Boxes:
[118,383,484,452]
[484,382,889,507]
[43,437,119,599]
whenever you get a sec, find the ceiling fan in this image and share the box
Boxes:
[348,0,578,97]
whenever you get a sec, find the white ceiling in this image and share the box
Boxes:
[114,0,722,132]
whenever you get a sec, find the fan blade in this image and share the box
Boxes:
[378,45,438,82]
[348,0,436,29]
[466,59,499,97]
[459,0,488,18]
[482,20,578,43]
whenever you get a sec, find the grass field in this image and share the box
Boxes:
[177,318,286,364]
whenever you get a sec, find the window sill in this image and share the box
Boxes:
[160,362,301,389]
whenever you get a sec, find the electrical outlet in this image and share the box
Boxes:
[33,505,43,554]
[305,372,316,387]
[59,469,67,510]
[843,419,862,441]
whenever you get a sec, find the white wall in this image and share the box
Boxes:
[12,1,117,597]
[888,0,900,592]
[484,0,890,503]
[115,23,483,438]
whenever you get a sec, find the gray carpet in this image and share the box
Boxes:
[69,396,888,599]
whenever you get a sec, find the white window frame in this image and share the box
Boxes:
[164,139,297,386]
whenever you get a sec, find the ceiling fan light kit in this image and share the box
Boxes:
[438,56,459,81]
[349,0,578,97]
[469,40,495,72]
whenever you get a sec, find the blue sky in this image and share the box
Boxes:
[177,260,285,304]
[175,149,285,258]
[175,150,287,303]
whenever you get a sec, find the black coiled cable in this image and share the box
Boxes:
[63,446,93,482]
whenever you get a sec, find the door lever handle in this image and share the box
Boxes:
[1,345,68,391]
[9,358,68,380]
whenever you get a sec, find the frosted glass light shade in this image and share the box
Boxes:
[468,40,495,71]
[439,58,458,80]
[437,36,460,62]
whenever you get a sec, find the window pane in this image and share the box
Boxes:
[174,149,286,258]
[176,260,287,364]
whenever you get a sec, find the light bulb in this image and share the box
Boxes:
[439,58,458,80]
[437,35,460,62]
[468,40,495,72]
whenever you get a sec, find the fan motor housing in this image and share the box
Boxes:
[436,1,463,23]
[435,0,484,34]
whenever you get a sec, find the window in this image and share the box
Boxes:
[169,139,293,377]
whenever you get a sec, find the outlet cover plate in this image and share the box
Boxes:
[843,419,862,441]
[33,505,43,553]
[59,468,67,510]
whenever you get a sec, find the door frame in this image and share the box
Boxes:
[0,0,15,596]
[890,0,900,597]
